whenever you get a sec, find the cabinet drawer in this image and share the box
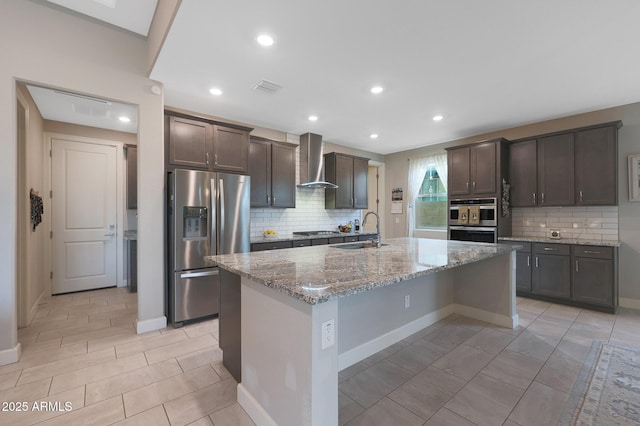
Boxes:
[343,236,359,243]
[533,243,570,256]
[311,238,329,246]
[572,245,613,259]
[292,239,311,248]
[358,234,376,241]
[506,241,531,253]
[329,237,344,244]
[251,241,293,251]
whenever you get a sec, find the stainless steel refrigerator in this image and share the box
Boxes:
[168,169,250,327]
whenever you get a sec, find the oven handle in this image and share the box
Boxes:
[448,226,498,232]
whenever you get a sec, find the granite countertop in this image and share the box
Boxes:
[124,230,137,240]
[250,231,377,244]
[209,237,517,305]
[499,236,620,247]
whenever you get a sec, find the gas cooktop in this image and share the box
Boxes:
[292,230,342,236]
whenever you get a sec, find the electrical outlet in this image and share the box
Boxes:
[321,319,335,349]
[404,295,410,309]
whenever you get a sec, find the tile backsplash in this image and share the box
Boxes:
[511,206,618,242]
[249,133,361,238]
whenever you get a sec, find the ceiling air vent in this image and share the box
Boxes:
[252,79,282,94]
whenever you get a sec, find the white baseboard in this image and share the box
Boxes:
[0,343,21,366]
[454,304,519,329]
[338,305,454,371]
[619,297,640,310]
[136,316,167,334]
[238,384,277,426]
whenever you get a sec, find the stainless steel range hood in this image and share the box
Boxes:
[297,133,339,189]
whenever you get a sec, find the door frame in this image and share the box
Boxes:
[43,132,126,296]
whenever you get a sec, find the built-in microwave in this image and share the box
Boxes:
[448,198,497,227]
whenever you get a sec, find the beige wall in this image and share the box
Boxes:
[16,84,46,327]
[44,121,138,146]
[384,102,640,302]
[0,0,166,362]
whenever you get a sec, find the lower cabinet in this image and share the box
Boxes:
[250,234,377,251]
[532,243,571,299]
[510,240,617,312]
[572,246,615,307]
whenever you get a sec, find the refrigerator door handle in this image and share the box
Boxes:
[219,177,225,252]
[180,270,219,279]
[211,178,217,256]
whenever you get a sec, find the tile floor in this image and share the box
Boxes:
[1,287,639,425]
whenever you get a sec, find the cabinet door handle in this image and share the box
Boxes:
[267,195,271,204]
[273,196,276,205]
[579,190,584,203]
[533,193,536,204]
[466,182,469,190]
[584,250,600,254]
[214,154,218,166]
[541,192,545,204]
[575,260,579,272]
[472,181,476,191]
[535,257,539,268]
[354,198,357,206]
[543,247,557,251]
[527,255,530,267]
[206,152,210,165]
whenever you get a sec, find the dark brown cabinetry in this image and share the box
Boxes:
[447,139,504,198]
[165,112,251,174]
[125,145,137,210]
[508,121,621,207]
[324,153,369,209]
[509,239,618,313]
[512,241,532,292]
[575,126,617,205]
[532,243,571,299]
[248,137,296,208]
[572,246,616,307]
[508,140,537,207]
[538,133,575,206]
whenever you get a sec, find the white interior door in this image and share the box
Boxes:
[52,138,117,294]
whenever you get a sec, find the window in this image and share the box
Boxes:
[415,165,447,228]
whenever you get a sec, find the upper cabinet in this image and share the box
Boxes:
[125,145,137,210]
[575,126,618,205]
[248,137,296,208]
[324,152,369,209]
[446,138,505,199]
[508,121,621,207]
[538,133,575,206]
[165,112,252,174]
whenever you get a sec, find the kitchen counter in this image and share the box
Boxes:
[499,236,620,247]
[249,231,377,244]
[211,237,518,425]
[210,237,515,305]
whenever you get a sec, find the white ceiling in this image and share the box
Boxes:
[27,85,138,134]
[46,0,158,36]
[151,0,640,155]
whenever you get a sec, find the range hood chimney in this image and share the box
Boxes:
[297,133,338,189]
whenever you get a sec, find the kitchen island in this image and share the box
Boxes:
[209,237,518,426]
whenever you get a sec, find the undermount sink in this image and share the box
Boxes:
[333,242,388,249]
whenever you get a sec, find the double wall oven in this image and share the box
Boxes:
[448,198,498,243]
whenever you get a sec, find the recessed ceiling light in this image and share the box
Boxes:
[118,116,131,123]
[433,115,444,121]
[209,87,223,96]
[308,115,318,122]
[370,133,379,139]
[370,86,384,94]
[256,34,274,47]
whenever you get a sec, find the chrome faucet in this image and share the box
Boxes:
[363,211,381,248]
